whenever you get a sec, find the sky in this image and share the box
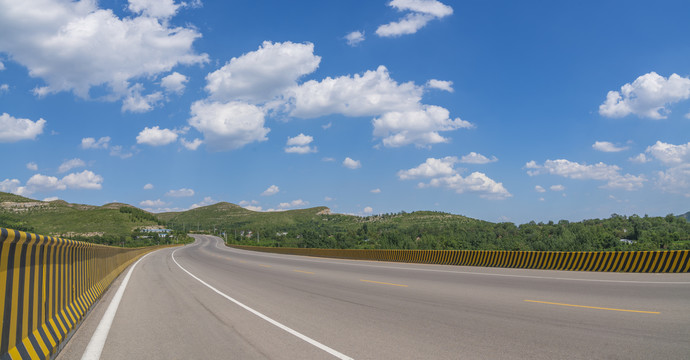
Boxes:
[1,0,690,224]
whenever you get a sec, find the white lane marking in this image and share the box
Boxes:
[81,252,154,360]
[211,237,690,285]
[171,247,353,360]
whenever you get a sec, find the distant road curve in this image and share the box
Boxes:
[58,235,690,359]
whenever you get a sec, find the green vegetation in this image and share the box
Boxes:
[2,192,688,251]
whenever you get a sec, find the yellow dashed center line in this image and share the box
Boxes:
[360,279,408,287]
[293,270,315,274]
[524,300,660,314]
[259,264,272,268]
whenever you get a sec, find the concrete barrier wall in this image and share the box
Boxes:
[0,228,174,360]
[230,245,690,273]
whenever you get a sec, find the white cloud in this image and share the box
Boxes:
[376,0,453,37]
[109,145,135,159]
[161,72,188,94]
[26,162,38,171]
[421,172,512,200]
[190,196,216,209]
[371,188,382,194]
[244,205,263,212]
[128,0,181,19]
[656,164,690,197]
[58,158,86,173]
[0,84,8,93]
[324,196,333,201]
[322,157,336,162]
[599,72,690,119]
[43,197,59,202]
[136,126,179,146]
[592,141,628,152]
[61,170,103,189]
[261,185,280,196]
[285,133,316,154]
[343,157,361,169]
[0,61,4,70]
[188,100,269,151]
[24,174,65,193]
[81,136,110,149]
[121,84,164,113]
[144,183,154,190]
[460,152,497,164]
[290,66,422,118]
[426,79,453,92]
[239,200,259,206]
[373,105,473,148]
[0,0,207,105]
[180,138,203,150]
[206,41,320,104]
[363,206,373,214]
[535,185,546,193]
[645,141,690,165]
[166,188,194,197]
[629,153,650,163]
[550,184,565,191]
[0,113,46,142]
[0,179,22,194]
[278,199,309,209]
[397,156,458,179]
[345,31,365,46]
[526,159,645,191]
[140,199,167,208]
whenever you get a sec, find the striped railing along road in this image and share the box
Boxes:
[231,245,690,273]
[0,228,176,360]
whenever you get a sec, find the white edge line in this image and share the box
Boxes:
[171,247,353,360]
[81,251,154,360]
[212,237,690,285]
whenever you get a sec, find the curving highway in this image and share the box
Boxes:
[57,235,690,359]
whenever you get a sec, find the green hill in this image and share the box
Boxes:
[679,211,690,221]
[0,192,162,238]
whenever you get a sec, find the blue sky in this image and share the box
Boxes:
[1,0,690,223]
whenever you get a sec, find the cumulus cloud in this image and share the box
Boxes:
[26,162,38,171]
[550,184,565,191]
[645,141,690,165]
[285,133,316,154]
[290,66,422,118]
[261,185,280,196]
[278,199,309,209]
[0,0,207,106]
[426,79,453,92]
[81,136,110,149]
[525,159,645,191]
[58,158,86,173]
[376,0,453,37]
[599,72,690,119]
[363,206,373,214]
[161,72,188,94]
[140,199,167,208]
[206,41,320,104]
[400,156,511,199]
[166,188,194,197]
[0,113,46,142]
[656,164,690,197]
[343,157,361,169]
[345,31,365,46]
[421,172,512,200]
[144,183,154,190]
[372,105,473,147]
[592,141,629,152]
[109,145,135,159]
[535,185,546,193]
[371,188,382,194]
[397,156,457,179]
[629,153,650,163]
[188,100,269,151]
[0,179,22,194]
[136,126,179,146]
[0,84,8,93]
[460,152,497,164]
[190,196,216,209]
[180,138,203,150]
[43,197,59,202]
[122,84,164,113]
[6,170,104,196]
[61,170,103,189]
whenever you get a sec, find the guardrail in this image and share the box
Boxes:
[0,228,176,360]
[230,245,690,273]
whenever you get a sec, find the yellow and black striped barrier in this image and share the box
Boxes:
[0,228,175,360]
[230,245,690,273]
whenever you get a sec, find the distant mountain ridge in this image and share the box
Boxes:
[679,211,690,221]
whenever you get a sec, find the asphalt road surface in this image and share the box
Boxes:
[57,235,690,359]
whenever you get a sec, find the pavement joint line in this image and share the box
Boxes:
[172,245,354,360]
[360,279,408,287]
[80,251,156,360]
[293,270,315,274]
[524,300,660,314]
